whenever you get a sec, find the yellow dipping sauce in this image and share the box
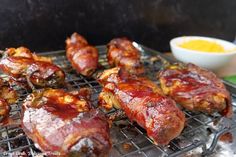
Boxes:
[179,39,225,53]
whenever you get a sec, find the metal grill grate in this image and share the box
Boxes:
[0,45,236,157]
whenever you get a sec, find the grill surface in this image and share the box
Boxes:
[0,45,236,157]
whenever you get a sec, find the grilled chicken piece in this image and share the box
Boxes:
[0,99,9,122]
[0,78,18,122]
[22,88,111,157]
[98,67,185,145]
[107,38,144,74]
[5,47,52,62]
[158,63,232,118]
[0,47,65,89]
[66,33,99,76]
[26,61,65,88]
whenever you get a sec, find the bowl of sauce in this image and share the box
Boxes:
[170,36,236,70]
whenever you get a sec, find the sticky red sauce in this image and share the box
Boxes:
[107,38,144,74]
[21,88,111,155]
[159,63,232,117]
[99,68,185,145]
[66,33,98,76]
[219,132,233,143]
[42,100,80,120]
[29,89,91,120]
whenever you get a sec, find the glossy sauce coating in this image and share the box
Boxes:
[107,38,144,74]
[0,77,18,123]
[0,47,65,88]
[22,88,111,157]
[0,98,9,123]
[66,33,99,76]
[26,61,65,88]
[98,68,185,145]
[158,63,232,118]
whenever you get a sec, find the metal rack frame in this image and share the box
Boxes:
[0,45,236,157]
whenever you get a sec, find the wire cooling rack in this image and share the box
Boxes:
[0,45,236,157]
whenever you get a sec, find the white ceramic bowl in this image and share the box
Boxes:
[170,36,236,70]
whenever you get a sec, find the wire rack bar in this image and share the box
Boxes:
[0,45,236,157]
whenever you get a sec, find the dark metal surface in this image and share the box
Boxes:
[0,45,236,157]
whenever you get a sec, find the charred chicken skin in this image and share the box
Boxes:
[0,47,65,89]
[107,38,144,74]
[66,33,99,76]
[22,88,111,157]
[0,77,18,123]
[98,67,185,145]
[158,63,232,118]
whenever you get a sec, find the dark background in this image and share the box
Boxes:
[0,0,235,52]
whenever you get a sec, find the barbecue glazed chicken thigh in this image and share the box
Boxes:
[98,67,185,145]
[107,38,144,74]
[0,77,18,123]
[0,47,65,89]
[158,63,232,118]
[66,33,99,76]
[22,88,111,157]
